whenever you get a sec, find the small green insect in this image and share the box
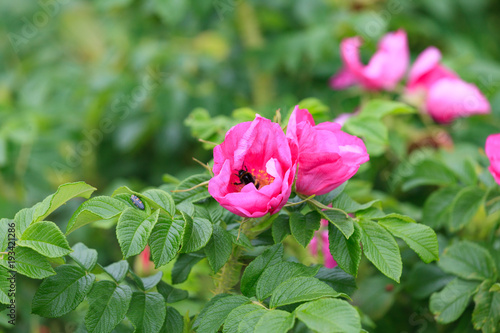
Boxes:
[130,195,145,210]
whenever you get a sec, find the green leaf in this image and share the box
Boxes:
[256,262,320,301]
[127,292,166,333]
[69,243,97,271]
[194,294,231,328]
[117,209,160,258]
[180,214,213,253]
[176,201,195,216]
[66,196,130,234]
[359,219,402,283]
[142,271,163,290]
[358,99,415,119]
[171,253,204,284]
[290,212,321,248]
[422,186,462,229]
[439,241,497,281]
[34,182,97,222]
[272,215,290,243]
[402,160,457,191]
[297,97,330,116]
[238,308,268,332]
[127,269,146,290]
[157,280,189,303]
[15,205,41,238]
[0,219,12,252]
[223,304,263,333]
[0,246,55,279]
[204,225,233,273]
[331,193,378,213]
[0,267,12,304]
[449,187,486,231]
[310,204,354,239]
[142,189,176,218]
[328,222,362,277]
[315,267,357,296]
[344,116,387,146]
[269,277,343,308]
[194,199,224,224]
[149,215,184,267]
[377,214,439,263]
[295,298,361,333]
[406,263,453,300]
[241,244,283,297]
[254,310,296,333]
[472,281,500,332]
[196,295,250,333]
[161,306,184,333]
[430,278,481,324]
[16,221,71,258]
[172,174,211,204]
[102,260,129,283]
[85,281,132,333]
[32,265,95,317]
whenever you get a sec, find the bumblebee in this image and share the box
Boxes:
[130,194,145,210]
[233,166,260,189]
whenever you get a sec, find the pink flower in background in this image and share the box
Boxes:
[486,134,500,185]
[208,115,296,218]
[134,245,154,276]
[330,30,409,91]
[407,47,458,91]
[425,79,491,123]
[406,47,491,123]
[309,230,337,269]
[286,106,369,196]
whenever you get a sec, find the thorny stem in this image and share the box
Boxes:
[214,247,243,295]
[213,218,253,294]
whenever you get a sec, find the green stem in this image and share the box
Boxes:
[298,194,350,219]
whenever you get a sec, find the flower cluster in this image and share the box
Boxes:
[331,30,490,123]
[208,108,369,218]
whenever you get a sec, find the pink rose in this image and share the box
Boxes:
[208,115,296,218]
[330,30,409,91]
[286,106,369,196]
[309,230,337,269]
[486,134,500,185]
[407,47,490,123]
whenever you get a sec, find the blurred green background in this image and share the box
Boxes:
[2,0,500,331]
